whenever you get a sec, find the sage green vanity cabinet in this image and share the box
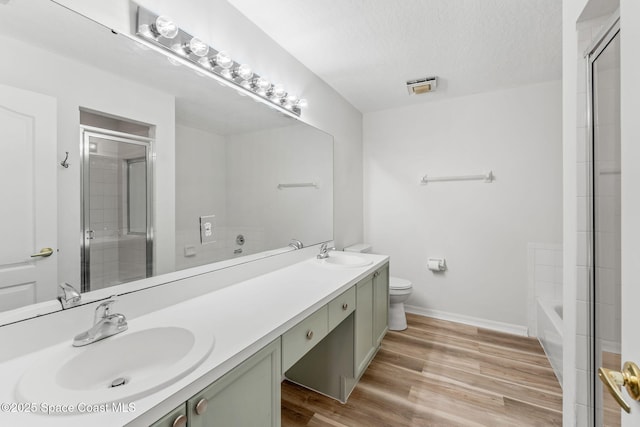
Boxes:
[149,403,187,427]
[151,338,281,427]
[354,274,375,376]
[355,263,389,377]
[373,264,390,346]
[328,285,356,330]
[287,262,390,402]
[188,338,281,427]
[282,305,329,372]
[150,261,389,426]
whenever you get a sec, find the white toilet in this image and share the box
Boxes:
[344,243,413,331]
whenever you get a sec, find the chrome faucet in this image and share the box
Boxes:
[317,243,335,259]
[288,239,304,250]
[58,282,81,309]
[73,300,128,347]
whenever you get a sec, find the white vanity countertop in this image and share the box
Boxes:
[0,253,389,426]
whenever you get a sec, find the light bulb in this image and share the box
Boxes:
[220,68,233,79]
[188,37,209,57]
[296,99,308,109]
[154,16,179,39]
[215,51,233,69]
[255,77,270,90]
[235,64,253,81]
[285,94,299,107]
[240,80,252,90]
[272,84,286,98]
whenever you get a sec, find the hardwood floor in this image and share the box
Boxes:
[281,313,562,426]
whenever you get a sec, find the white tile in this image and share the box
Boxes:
[578,162,591,197]
[577,232,590,267]
[535,282,555,300]
[576,368,589,405]
[535,249,556,266]
[576,335,588,371]
[577,267,589,302]
[577,197,588,232]
[577,92,587,127]
[576,127,587,163]
[576,403,589,426]
[535,265,555,283]
[577,300,589,336]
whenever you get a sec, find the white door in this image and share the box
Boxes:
[0,84,57,312]
[620,0,640,424]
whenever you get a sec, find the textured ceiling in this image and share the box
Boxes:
[226,0,562,112]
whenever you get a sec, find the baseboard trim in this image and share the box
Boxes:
[404,305,529,337]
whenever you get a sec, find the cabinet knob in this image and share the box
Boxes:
[195,398,208,415]
[342,303,348,311]
[306,330,314,340]
[172,414,187,427]
[373,271,380,278]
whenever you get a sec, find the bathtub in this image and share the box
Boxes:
[537,299,563,387]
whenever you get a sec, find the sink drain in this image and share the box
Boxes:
[110,377,128,388]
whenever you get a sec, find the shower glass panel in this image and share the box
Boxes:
[82,131,152,292]
[590,28,620,427]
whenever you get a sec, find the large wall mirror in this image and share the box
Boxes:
[0,0,333,324]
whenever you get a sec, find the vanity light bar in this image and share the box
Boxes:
[135,7,307,117]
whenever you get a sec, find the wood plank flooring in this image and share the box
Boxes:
[281,313,562,426]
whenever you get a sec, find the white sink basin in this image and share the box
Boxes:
[319,253,372,268]
[16,326,214,408]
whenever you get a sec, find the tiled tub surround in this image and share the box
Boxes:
[527,242,563,337]
[538,298,564,386]
[0,250,388,426]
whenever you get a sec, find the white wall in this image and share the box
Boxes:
[0,35,176,290]
[226,124,333,252]
[54,0,364,250]
[175,124,227,270]
[363,81,562,330]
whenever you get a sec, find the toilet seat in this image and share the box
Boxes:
[390,277,412,290]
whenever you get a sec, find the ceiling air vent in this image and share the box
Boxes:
[406,76,438,95]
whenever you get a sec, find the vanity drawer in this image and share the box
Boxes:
[328,286,356,331]
[282,305,328,372]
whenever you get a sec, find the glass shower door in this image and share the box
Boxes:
[81,130,153,292]
[590,26,620,427]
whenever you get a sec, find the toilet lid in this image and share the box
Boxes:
[390,277,412,290]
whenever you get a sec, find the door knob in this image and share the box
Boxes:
[598,361,640,413]
[30,247,54,258]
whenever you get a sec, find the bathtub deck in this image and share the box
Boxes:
[282,313,562,426]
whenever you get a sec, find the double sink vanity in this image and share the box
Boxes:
[0,250,389,426]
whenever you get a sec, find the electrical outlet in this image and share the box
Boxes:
[199,215,216,244]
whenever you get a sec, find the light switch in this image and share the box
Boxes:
[184,245,196,257]
[199,215,216,244]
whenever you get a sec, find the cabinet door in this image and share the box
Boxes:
[354,275,374,376]
[150,403,187,427]
[373,264,389,346]
[188,338,281,427]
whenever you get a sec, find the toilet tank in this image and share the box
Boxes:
[343,243,372,253]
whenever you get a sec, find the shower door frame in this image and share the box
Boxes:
[585,14,620,427]
[80,126,155,292]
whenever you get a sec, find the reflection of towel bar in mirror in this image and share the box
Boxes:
[277,182,319,189]
[420,171,494,184]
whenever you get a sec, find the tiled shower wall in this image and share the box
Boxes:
[89,155,146,290]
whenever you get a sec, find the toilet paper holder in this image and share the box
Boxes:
[427,258,447,272]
